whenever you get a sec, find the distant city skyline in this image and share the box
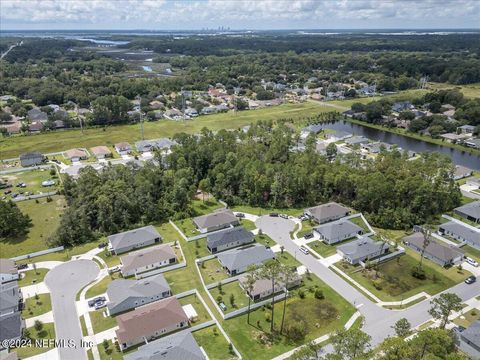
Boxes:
[1,0,479,31]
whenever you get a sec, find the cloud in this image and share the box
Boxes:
[1,0,479,29]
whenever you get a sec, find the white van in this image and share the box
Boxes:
[465,257,479,267]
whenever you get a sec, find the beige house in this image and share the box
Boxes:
[64,148,87,162]
[120,244,177,277]
[90,146,112,159]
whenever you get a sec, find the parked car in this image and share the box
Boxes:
[94,301,106,310]
[109,266,121,273]
[16,264,28,270]
[465,275,476,284]
[4,190,11,195]
[299,215,309,221]
[219,302,227,311]
[269,213,279,217]
[465,257,479,267]
[88,299,96,307]
[98,242,108,249]
[299,246,310,255]
[11,193,18,198]
[304,232,314,240]
[235,213,245,218]
[94,296,106,302]
[279,214,289,219]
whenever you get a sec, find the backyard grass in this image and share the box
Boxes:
[86,272,122,299]
[190,198,224,216]
[231,205,303,217]
[1,196,66,258]
[0,102,332,159]
[452,308,480,328]
[1,167,59,195]
[174,218,198,237]
[222,273,356,360]
[90,309,117,334]
[22,293,51,319]
[97,249,121,268]
[210,281,250,313]
[198,258,229,285]
[348,216,371,233]
[14,322,56,358]
[97,339,123,360]
[156,222,183,242]
[187,237,211,259]
[178,293,212,325]
[337,250,471,302]
[163,266,199,294]
[193,325,237,360]
[18,268,49,287]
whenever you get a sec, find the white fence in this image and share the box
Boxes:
[12,246,64,261]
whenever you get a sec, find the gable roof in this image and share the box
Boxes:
[135,138,177,152]
[306,202,349,223]
[124,330,204,360]
[217,244,275,271]
[461,320,480,348]
[108,225,161,252]
[116,297,188,345]
[107,274,170,311]
[337,236,384,260]
[115,142,132,151]
[121,245,176,273]
[90,146,112,156]
[193,209,237,230]
[439,221,480,247]
[19,152,44,161]
[314,219,362,240]
[0,259,17,275]
[455,201,480,221]
[345,136,369,145]
[302,124,323,134]
[403,232,464,262]
[64,148,87,159]
[207,227,254,248]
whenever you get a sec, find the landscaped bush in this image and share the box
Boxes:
[298,289,305,299]
[411,266,426,280]
[314,289,324,300]
[284,320,308,341]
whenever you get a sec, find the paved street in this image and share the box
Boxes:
[44,259,100,360]
[256,215,480,345]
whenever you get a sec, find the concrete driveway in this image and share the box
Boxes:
[44,259,100,360]
[255,215,480,345]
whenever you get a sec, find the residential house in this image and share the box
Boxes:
[164,109,183,120]
[19,152,45,167]
[403,232,464,266]
[458,125,475,135]
[454,201,480,224]
[438,221,480,250]
[184,108,198,117]
[193,209,239,234]
[28,121,44,133]
[115,142,132,156]
[239,271,302,301]
[314,219,363,245]
[315,141,328,155]
[90,146,112,160]
[453,165,474,180]
[345,136,369,146]
[455,321,480,359]
[305,202,350,224]
[124,330,205,360]
[0,312,25,350]
[62,163,105,179]
[64,148,88,162]
[206,226,254,254]
[27,108,48,123]
[135,138,177,153]
[466,178,480,189]
[0,121,21,134]
[107,274,171,315]
[439,133,470,143]
[465,138,480,149]
[115,297,189,350]
[108,225,162,255]
[217,244,275,276]
[300,124,323,140]
[120,244,177,277]
[337,237,388,265]
[201,106,217,115]
[0,281,22,316]
[392,101,413,113]
[325,130,352,142]
[0,259,19,284]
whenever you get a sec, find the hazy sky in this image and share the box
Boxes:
[1,0,479,31]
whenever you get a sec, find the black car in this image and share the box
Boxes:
[465,275,476,284]
[88,299,96,307]
[235,213,245,218]
[98,242,108,249]
[304,232,314,239]
[16,263,28,270]
[269,213,279,217]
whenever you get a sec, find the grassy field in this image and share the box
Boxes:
[254,233,276,247]
[156,222,184,242]
[297,220,316,238]
[187,237,210,259]
[85,272,122,299]
[199,258,230,284]
[427,82,480,99]
[178,293,212,325]
[163,266,199,294]
[0,102,331,159]
[90,309,117,334]
[453,308,480,328]
[22,293,51,319]
[1,196,66,258]
[1,167,59,195]
[307,240,338,258]
[210,280,250,313]
[337,250,471,301]
[97,339,123,360]
[193,325,237,360]
[232,205,303,217]
[349,216,371,233]
[18,268,49,287]
[240,218,257,231]
[14,322,56,358]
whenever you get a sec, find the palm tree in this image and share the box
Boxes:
[280,265,296,334]
[244,267,257,325]
[258,261,282,333]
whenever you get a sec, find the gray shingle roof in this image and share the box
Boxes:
[108,225,161,253]
[193,210,237,230]
[314,219,362,240]
[337,237,384,260]
[306,202,349,223]
[403,232,464,262]
[0,312,23,342]
[107,274,170,310]
[455,201,480,221]
[461,320,480,348]
[0,281,20,313]
[217,244,275,272]
[345,136,369,145]
[124,330,204,360]
[439,221,480,247]
[0,258,17,275]
[207,227,254,249]
[135,138,177,152]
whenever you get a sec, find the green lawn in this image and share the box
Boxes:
[198,258,229,285]
[222,274,355,360]
[307,240,337,257]
[163,267,199,294]
[210,281,250,313]
[297,220,316,238]
[453,308,480,328]
[97,339,123,360]
[86,272,122,299]
[18,268,49,287]
[348,216,370,233]
[14,322,56,358]
[1,102,332,159]
[193,326,237,360]
[90,309,117,334]
[190,198,224,216]
[275,252,301,269]
[1,167,59,195]
[240,218,257,231]
[463,245,480,263]
[232,205,303,217]
[337,250,471,301]
[80,315,88,336]
[1,196,66,259]
[427,82,480,99]
[178,293,212,325]
[97,249,121,268]
[186,237,211,259]
[174,218,198,237]
[156,222,183,242]
[254,233,276,247]
[22,293,51,319]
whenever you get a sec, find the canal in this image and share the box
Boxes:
[321,120,480,171]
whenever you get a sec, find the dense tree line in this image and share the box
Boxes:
[0,201,31,238]
[53,125,461,247]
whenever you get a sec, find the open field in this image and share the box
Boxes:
[193,325,237,360]
[210,280,250,313]
[1,167,59,195]
[427,82,480,99]
[453,308,480,328]
[0,102,332,159]
[1,196,66,258]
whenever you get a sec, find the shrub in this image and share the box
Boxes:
[299,289,306,299]
[285,320,308,341]
[265,312,271,322]
[102,339,109,349]
[411,266,426,280]
[314,289,324,300]
[373,280,383,290]
[216,295,223,303]
[34,320,43,332]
